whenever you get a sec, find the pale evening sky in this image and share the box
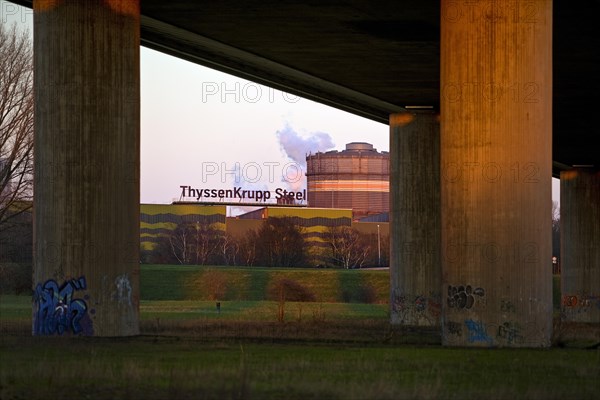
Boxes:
[2,1,560,211]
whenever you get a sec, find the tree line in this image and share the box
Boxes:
[141,216,390,269]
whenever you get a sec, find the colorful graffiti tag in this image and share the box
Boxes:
[464,319,493,345]
[33,276,94,336]
[563,294,600,309]
[444,318,544,347]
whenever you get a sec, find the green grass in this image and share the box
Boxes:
[1,272,598,399]
[0,272,566,328]
[141,265,561,308]
[141,264,390,303]
[0,295,389,332]
[140,300,388,321]
[0,294,30,317]
[1,335,598,400]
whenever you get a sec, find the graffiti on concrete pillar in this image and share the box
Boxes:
[114,273,132,306]
[447,285,485,309]
[414,295,427,312]
[497,321,523,345]
[563,294,600,309]
[500,300,516,313]
[33,276,94,336]
[563,295,578,307]
[392,290,441,324]
[562,294,600,321]
[445,321,463,337]
[391,293,408,321]
[464,319,493,345]
[428,297,442,318]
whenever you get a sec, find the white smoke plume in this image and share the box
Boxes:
[276,123,335,167]
[275,123,335,195]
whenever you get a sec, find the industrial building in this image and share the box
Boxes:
[140,203,388,267]
[235,206,352,249]
[140,204,226,252]
[141,143,392,263]
[306,142,389,220]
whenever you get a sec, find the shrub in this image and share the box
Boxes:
[267,278,316,302]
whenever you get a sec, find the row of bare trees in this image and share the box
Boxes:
[143,217,389,268]
[0,24,33,238]
[0,24,34,293]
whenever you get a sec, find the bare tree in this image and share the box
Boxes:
[255,217,307,267]
[0,24,33,233]
[267,278,316,322]
[219,232,239,266]
[327,226,369,268]
[168,222,224,265]
[169,224,192,265]
[192,222,222,265]
[239,230,258,266]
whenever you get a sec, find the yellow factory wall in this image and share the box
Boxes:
[140,204,226,250]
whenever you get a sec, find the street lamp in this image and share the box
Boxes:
[377,224,381,267]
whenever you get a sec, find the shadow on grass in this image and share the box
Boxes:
[338,270,378,303]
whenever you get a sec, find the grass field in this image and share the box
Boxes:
[2,267,598,399]
[141,265,564,307]
[2,334,598,400]
[140,264,390,303]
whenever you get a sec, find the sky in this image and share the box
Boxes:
[2,0,560,212]
[140,47,389,207]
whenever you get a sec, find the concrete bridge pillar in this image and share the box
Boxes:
[560,168,600,324]
[33,0,140,336]
[440,0,553,347]
[389,110,441,327]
